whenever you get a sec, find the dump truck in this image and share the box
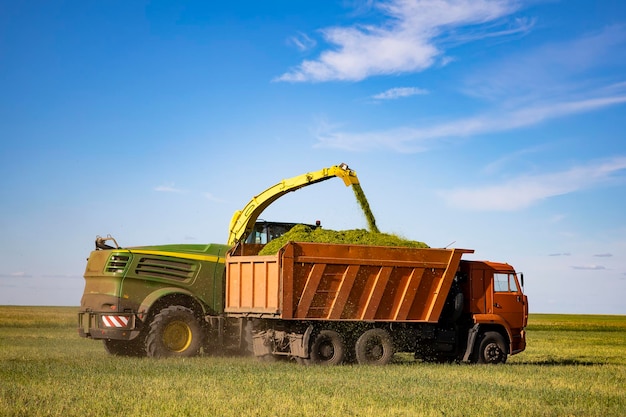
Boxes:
[226,241,527,364]
[78,163,528,364]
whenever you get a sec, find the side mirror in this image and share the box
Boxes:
[520,273,524,288]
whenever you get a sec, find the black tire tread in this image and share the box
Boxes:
[355,328,395,365]
[146,305,204,358]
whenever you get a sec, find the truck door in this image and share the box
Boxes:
[492,272,526,330]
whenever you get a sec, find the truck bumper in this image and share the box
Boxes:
[78,311,142,341]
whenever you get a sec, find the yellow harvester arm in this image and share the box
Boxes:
[227,163,359,246]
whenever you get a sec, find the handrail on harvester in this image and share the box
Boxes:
[227,163,359,246]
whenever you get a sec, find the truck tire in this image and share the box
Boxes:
[146,305,204,358]
[355,328,394,365]
[309,330,345,366]
[103,336,146,357]
[476,331,507,364]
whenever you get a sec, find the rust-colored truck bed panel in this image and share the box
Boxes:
[225,242,473,323]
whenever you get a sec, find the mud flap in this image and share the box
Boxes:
[462,324,480,362]
[252,331,274,356]
[290,325,314,358]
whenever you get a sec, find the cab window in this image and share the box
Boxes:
[494,273,519,292]
[246,225,269,244]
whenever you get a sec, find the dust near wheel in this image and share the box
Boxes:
[355,328,394,365]
[103,335,146,357]
[146,305,204,358]
[309,330,345,365]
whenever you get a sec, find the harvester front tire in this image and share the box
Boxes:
[355,328,395,365]
[309,330,345,366]
[477,331,507,364]
[146,306,204,358]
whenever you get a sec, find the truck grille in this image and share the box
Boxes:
[135,257,197,281]
[105,255,130,274]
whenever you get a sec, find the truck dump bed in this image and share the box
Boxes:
[225,242,473,323]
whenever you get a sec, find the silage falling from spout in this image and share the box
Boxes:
[352,183,380,233]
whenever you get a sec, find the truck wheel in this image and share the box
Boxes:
[477,331,507,364]
[355,328,394,365]
[103,336,146,357]
[146,306,204,358]
[309,330,345,365]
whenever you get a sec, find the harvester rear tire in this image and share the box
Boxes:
[146,305,204,358]
[476,331,507,364]
[355,328,394,365]
[309,330,345,366]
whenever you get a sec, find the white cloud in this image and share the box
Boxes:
[572,265,607,271]
[314,93,626,152]
[204,192,225,203]
[438,157,626,211]
[289,32,317,51]
[309,24,626,152]
[153,184,224,203]
[372,87,429,100]
[276,0,526,82]
[154,183,186,193]
[0,271,31,278]
[462,25,626,102]
[482,145,546,174]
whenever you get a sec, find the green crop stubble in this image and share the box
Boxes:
[1,307,625,417]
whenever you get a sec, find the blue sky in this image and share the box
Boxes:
[1,0,625,314]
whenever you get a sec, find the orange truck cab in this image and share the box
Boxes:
[460,260,528,361]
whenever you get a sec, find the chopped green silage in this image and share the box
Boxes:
[352,183,379,233]
[257,224,429,255]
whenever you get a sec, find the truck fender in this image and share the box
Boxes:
[471,314,514,355]
[462,318,513,362]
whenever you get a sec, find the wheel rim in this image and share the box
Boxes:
[162,321,193,352]
[365,339,383,361]
[317,341,336,361]
[356,329,393,365]
[484,342,504,363]
[310,330,344,365]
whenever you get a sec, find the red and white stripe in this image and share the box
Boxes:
[101,315,129,328]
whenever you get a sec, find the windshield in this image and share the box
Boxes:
[245,222,299,244]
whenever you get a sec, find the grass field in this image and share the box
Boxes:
[1,307,625,416]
